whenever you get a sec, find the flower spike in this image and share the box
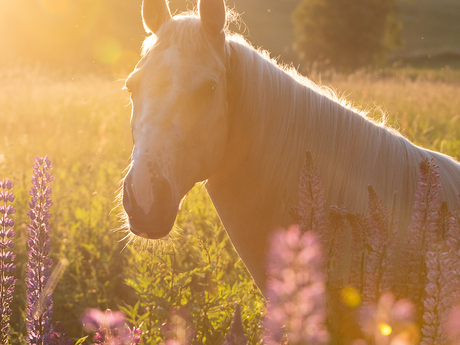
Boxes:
[0,179,16,344]
[26,156,54,345]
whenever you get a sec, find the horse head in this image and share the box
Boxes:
[123,0,229,239]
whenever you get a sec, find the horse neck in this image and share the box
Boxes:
[215,41,311,202]
[213,40,428,222]
[216,40,372,207]
[206,39,460,290]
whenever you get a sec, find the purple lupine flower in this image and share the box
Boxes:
[295,152,328,247]
[26,156,54,345]
[348,214,365,292]
[327,205,352,299]
[362,186,390,306]
[265,225,329,345]
[446,213,460,252]
[83,308,142,345]
[421,241,460,345]
[380,221,399,296]
[403,159,442,307]
[421,244,442,345]
[0,179,17,344]
[223,305,248,345]
[438,217,460,337]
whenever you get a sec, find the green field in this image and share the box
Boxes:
[1,0,460,343]
[1,59,459,343]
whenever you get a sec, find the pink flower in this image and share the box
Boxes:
[402,159,442,306]
[265,225,329,345]
[82,308,142,345]
[444,302,460,345]
[362,186,392,306]
[82,308,125,333]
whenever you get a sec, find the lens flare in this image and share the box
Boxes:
[93,37,122,65]
[112,50,140,74]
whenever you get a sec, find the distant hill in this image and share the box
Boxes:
[392,0,460,67]
[396,0,460,54]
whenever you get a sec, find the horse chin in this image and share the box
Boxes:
[131,228,171,240]
[128,212,177,240]
[125,200,179,240]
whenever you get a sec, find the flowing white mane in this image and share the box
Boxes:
[223,28,460,231]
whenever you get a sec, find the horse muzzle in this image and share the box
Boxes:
[122,171,178,239]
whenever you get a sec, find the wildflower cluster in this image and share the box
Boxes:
[287,155,460,345]
[0,180,16,343]
[2,152,460,345]
[216,155,460,345]
[0,156,145,345]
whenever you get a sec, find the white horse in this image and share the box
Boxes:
[122,0,460,293]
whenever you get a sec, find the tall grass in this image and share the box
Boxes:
[304,68,460,159]
[0,66,459,344]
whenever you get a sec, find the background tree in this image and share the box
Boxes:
[292,0,402,70]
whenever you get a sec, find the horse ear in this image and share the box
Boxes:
[199,0,226,35]
[142,0,172,34]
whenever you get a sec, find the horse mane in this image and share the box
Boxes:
[224,31,460,229]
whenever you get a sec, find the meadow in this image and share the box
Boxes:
[0,62,459,344]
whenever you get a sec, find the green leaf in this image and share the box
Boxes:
[74,336,89,345]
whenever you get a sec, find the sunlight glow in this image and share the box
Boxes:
[93,36,122,65]
[40,0,69,15]
[341,286,361,307]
